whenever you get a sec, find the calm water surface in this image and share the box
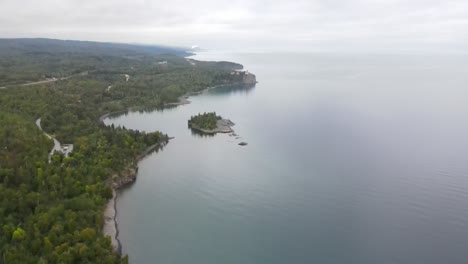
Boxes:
[105,52,468,264]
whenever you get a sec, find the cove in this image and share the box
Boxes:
[105,52,468,264]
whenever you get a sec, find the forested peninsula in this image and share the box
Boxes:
[0,38,255,263]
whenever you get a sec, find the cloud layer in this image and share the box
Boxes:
[1,0,467,52]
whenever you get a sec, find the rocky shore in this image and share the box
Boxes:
[98,78,256,123]
[189,118,235,134]
[100,75,256,254]
[164,96,190,107]
[102,140,169,253]
[242,72,257,84]
[98,97,190,124]
[103,190,120,253]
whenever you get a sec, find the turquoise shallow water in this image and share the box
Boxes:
[106,52,468,264]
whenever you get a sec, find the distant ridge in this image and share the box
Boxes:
[0,38,191,57]
[0,38,193,86]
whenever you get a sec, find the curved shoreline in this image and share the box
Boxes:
[100,96,190,253]
[101,81,256,255]
[98,81,254,123]
[102,141,169,253]
[100,89,209,253]
[98,97,190,123]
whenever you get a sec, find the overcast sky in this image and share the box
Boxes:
[1,0,467,52]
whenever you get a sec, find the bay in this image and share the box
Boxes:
[105,52,468,264]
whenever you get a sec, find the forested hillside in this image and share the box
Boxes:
[0,39,245,263]
[0,38,189,86]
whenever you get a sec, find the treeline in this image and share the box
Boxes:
[0,110,164,263]
[0,38,190,86]
[0,41,243,263]
[188,112,222,130]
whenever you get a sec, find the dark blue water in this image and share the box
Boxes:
[105,52,468,264]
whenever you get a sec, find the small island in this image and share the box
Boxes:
[188,112,234,134]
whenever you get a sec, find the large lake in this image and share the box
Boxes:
[105,52,468,264]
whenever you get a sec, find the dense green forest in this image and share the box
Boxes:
[0,39,245,263]
[188,112,222,130]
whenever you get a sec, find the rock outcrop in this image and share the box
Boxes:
[242,72,257,84]
[229,71,257,84]
[189,119,235,134]
[111,166,138,189]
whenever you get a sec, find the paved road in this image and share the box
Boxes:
[0,71,88,89]
[36,118,73,163]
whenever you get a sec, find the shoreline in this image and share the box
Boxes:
[98,97,190,123]
[103,189,121,253]
[98,81,254,123]
[102,140,169,253]
[99,91,198,253]
[100,80,255,255]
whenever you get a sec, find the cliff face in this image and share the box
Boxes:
[111,165,138,189]
[109,141,167,189]
[229,71,257,84]
[242,72,257,84]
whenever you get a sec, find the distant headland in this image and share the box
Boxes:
[230,70,257,84]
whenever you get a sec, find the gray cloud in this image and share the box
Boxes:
[0,0,467,52]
